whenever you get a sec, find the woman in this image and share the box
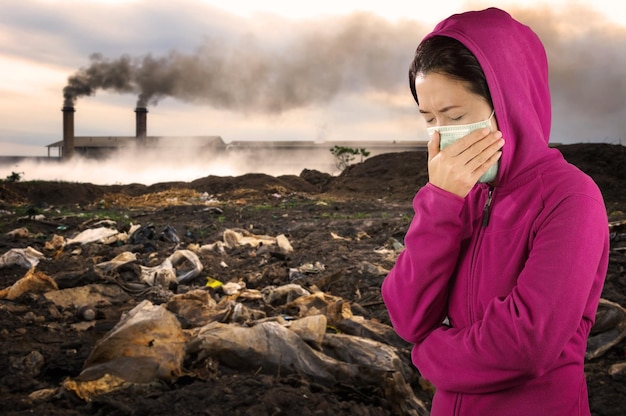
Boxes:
[381,8,609,415]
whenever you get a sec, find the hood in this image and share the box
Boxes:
[422,7,555,186]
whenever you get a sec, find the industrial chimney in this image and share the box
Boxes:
[135,107,148,146]
[62,106,75,160]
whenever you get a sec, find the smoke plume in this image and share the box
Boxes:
[63,13,419,112]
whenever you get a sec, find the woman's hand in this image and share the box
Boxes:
[427,128,504,198]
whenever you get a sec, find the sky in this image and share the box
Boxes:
[0,0,625,183]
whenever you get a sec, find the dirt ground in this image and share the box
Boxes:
[1,144,625,416]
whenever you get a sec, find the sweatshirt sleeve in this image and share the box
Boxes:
[411,193,609,393]
[381,183,467,344]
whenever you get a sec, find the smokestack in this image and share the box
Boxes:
[62,106,75,160]
[135,107,147,146]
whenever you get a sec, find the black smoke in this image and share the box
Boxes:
[63,13,419,112]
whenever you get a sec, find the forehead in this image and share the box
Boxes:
[414,72,480,111]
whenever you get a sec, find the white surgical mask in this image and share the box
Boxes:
[427,111,497,183]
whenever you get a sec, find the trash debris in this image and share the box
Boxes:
[43,234,66,257]
[0,246,45,269]
[221,228,293,254]
[139,249,203,288]
[6,227,31,238]
[62,300,187,401]
[261,283,311,306]
[95,251,138,272]
[609,362,626,380]
[587,298,626,360]
[282,291,353,325]
[161,225,180,243]
[0,268,58,300]
[65,227,122,245]
[76,304,97,321]
[188,320,429,416]
[168,249,203,283]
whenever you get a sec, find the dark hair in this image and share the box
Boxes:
[409,36,493,108]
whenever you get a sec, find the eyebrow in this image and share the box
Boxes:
[419,105,462,114]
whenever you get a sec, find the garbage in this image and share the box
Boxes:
[609,362,626,380]
[165,289,219,328]
[43,234,66,257]
[188,319,429,416]
[161,225,180,243]
[6,227,31,238]
[95,251,138,272]
[586,298,626,360]
[168,249,203,283]
[0,246,45,268]
[62,300,187,401]
[65,227,122,245]
[139,249,203,288]
[129,223,155,244]
[0,268,58,300]
[276,234,293,254]
[222,228,293,254]
[140,259,177,288]
[261,283,311,306]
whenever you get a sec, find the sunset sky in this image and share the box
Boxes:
[1,0,625,160]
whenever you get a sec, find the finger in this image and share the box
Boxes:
[446,127,491,155]
[462,130,503,163]
[467,137,504,173]
[472,150,502,179]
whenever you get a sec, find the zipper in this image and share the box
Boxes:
[469,185,495,323]
[482,186,495,227]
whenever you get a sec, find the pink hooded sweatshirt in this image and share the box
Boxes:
[381,8,609,416]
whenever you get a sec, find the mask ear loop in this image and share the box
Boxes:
[487,110,495,131]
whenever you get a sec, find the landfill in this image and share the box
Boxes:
[1,145,625,415]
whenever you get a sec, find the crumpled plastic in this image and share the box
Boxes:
[62,300,187,401]
[188,319,428,416]
[587,298,626,360]
[140,249,203,287]
[65,227,123,245]
[0,268,58,300]
[0,247,45,269]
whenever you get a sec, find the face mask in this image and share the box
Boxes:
[427,111,498,183]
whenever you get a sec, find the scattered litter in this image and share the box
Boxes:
[586,298,626,360]
[65,227,121,245]
[0,246,45,268]
[188,319,429,415]
[138,249,203,288]
[261,283,311,306]
[609,362,626,380]
[6,227,31,238]
[205,277,223,289]
[62,300,187,401]
[276,234,293,254]
[330,232,350,241]
[44,235,66,257]
[0,268,58,300]
[222,281,245,295]
[95,251,138,272]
